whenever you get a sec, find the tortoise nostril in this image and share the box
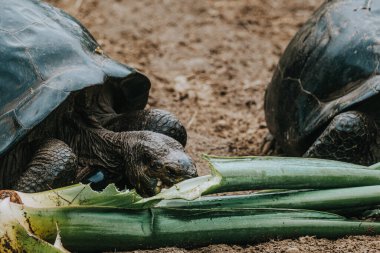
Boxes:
[177,158,197,178]
[178,158,192,169]
[190,170,198,178]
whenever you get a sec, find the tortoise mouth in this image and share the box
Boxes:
[135,169,197,197]
[149,169,198,196]
[153,178,172,195]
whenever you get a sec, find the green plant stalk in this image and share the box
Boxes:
[11,204,380,252]
[3,156,380,252]
[143,156,380,203]
[155,185,380,212]
[205,156,380,193]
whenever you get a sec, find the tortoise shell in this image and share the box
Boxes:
[265,0,380,155]
[0,0,150,156]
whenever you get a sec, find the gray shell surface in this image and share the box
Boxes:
[0,0,150,156]
[265,0,380,155]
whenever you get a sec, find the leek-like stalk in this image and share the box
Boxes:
[6,202,380,252]
[2,156,380,252]
[143,156,380,203]
[206,156,380,193]
[156,185,380,211]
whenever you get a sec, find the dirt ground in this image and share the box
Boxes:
[47,0,380,252]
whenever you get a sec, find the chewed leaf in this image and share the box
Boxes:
[16,184,143,208]
[54,224,70,253]
[136,175,222,206]
[0,198,66,253]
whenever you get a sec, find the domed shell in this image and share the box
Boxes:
[265,0,380,155]
[0,0,150,156]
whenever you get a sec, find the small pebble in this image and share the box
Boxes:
[285,247,300,253]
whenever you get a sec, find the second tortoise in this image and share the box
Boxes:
[265,0,379,165]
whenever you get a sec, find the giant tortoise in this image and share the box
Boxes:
[265,0,379,165]
[0,0,197,196]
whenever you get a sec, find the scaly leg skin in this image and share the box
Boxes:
[12,139,77,192]
[102,109,187,146]
[303,111,377,166]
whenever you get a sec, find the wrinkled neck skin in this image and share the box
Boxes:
[33,86,132,174]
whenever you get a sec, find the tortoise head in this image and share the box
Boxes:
[124,132,197,197]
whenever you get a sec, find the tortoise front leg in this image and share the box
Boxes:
[303,111,377,165]
[12,139,77,192]
[102,109,187,146]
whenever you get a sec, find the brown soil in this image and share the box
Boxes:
[47,0,380,252]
